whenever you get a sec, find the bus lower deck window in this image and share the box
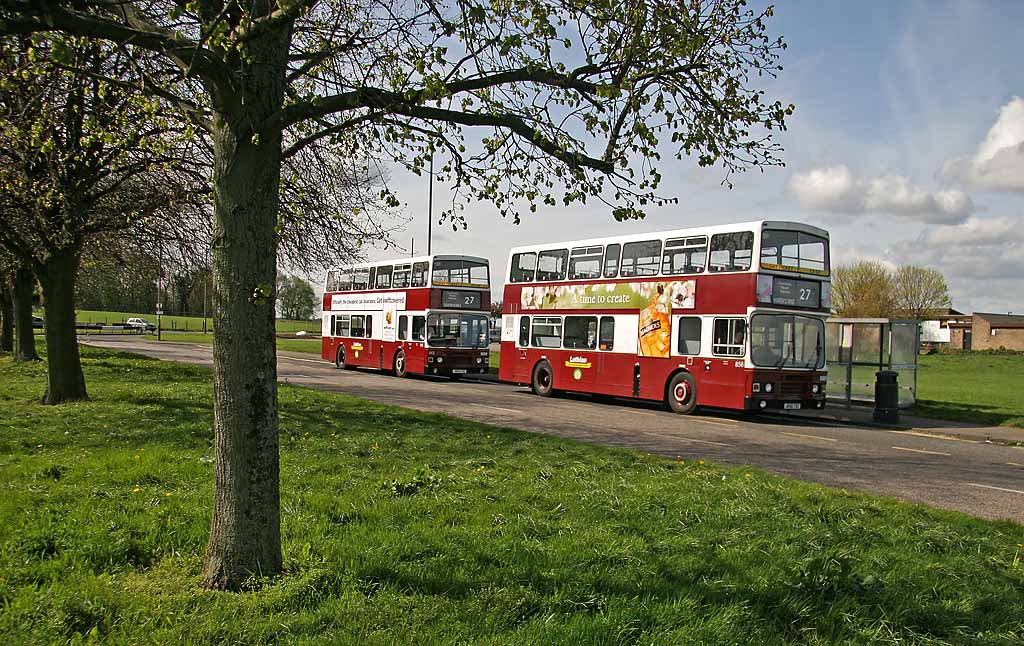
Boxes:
[563,316,597,349]
[599,316,615,351]
[531,316,562,348]
[398,315,408,340]
[713,318,746,356]
[519,316,530,346]
[677,317,701,355]
[350,315,365,337]
[412,316,425,341]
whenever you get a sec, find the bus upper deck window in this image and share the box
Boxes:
[620,240,661,277]
[352,268,369,290]
[510,252,536,283]
[536,249,568,281]
[375,265,392,289]
[568,246,603,280]
[709,232,754,272]
[604,243,620,278]
[662,236,708,275]
[412,262,429,287]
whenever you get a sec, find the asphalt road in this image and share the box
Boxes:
[84,336,1024,524]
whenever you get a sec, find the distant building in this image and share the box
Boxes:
[941,312,1024,351]
[968,312,1024,351]
[920,308,967,344]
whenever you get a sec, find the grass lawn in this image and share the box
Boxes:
[70,309,320,334]
[914,353,1024,427]
[153,331,324,355]
[0,347,1021,644]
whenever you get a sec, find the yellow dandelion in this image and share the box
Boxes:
[131,487,141,493]
[745,473,752,479]
[164,492,172,497]
[698,460,705,465]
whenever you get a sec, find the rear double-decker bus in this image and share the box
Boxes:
[499,221,831,413]
[322,255,491,378]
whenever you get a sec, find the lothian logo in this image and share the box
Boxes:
[569,355,588,364]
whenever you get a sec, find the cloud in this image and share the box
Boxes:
[942,96,1024,192]
[924,216,1024,247]
[787,165,972,223]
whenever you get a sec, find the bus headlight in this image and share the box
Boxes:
[436,356,443,364]
[764,383,773,393]
[812,384,820,394]
[476,357,482,364]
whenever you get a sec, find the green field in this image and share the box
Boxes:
[914,352,1024,427]
[154,331,324,355]
[70,309,320,334]
[0,346,1021,644]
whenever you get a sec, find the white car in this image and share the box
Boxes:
[125,317,157,332]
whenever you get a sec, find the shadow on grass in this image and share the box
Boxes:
[911,399,1023,428]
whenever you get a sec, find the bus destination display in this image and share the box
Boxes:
[441,290,482,309]
[772,277,820,308]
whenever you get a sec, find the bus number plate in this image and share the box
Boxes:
[784,402,801,410]
[452,369,468,374]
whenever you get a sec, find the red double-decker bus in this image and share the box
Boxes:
[499,221,831,413]
[322,255,491,378]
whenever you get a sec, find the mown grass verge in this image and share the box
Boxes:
[69,309,320,334]
[0,347,1021,644]
[915,353,1024,428]
[152,331,324,355]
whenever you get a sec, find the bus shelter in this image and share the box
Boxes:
[824,318,920,408]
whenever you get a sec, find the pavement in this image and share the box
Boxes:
[82,336,1024,524]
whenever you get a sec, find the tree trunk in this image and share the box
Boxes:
[201,32,288,591]
[12,264,40,362]
[37,247,88,403]
[0,280,13,352]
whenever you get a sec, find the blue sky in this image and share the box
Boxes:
[361,1,1024,314]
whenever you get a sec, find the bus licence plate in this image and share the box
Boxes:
[452,369,467,374]
[784,402,801,410]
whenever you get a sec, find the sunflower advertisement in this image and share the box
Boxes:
[520,281,696,358]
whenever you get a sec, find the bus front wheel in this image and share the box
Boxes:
[335,346,348,370]
[665,372,697,414]
[532,360,555,397]
[393,350,408,378]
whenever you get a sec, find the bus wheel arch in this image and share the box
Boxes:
[665,370,698,414]
[531,359,555,397]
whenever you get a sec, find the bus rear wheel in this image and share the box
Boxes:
[532,360,555,397]
[665,372,697,414]
[393,350,408,378]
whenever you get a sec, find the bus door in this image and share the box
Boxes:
[398,314,427,373]
[701,317,748,407]
[561,316,599,390]
[596,315,631,396]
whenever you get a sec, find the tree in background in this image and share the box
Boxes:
[832,261,897,318]
[0,260,12,352]
[832,261,951,320]
[0,36,196,403]
[892,265,951,320]
[4,0,795,589]
[277,275,316,321]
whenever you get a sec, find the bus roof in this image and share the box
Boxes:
[504,220,828,256]
[329,254,489,273]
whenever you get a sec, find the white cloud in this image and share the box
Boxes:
[787,165,972,223]
[924,215,1024,247]
[942,96,1024,192]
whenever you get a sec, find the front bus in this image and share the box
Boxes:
[423,256,491,377]
[747,222,832,412]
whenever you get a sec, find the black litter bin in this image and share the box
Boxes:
[873,370,899,424]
